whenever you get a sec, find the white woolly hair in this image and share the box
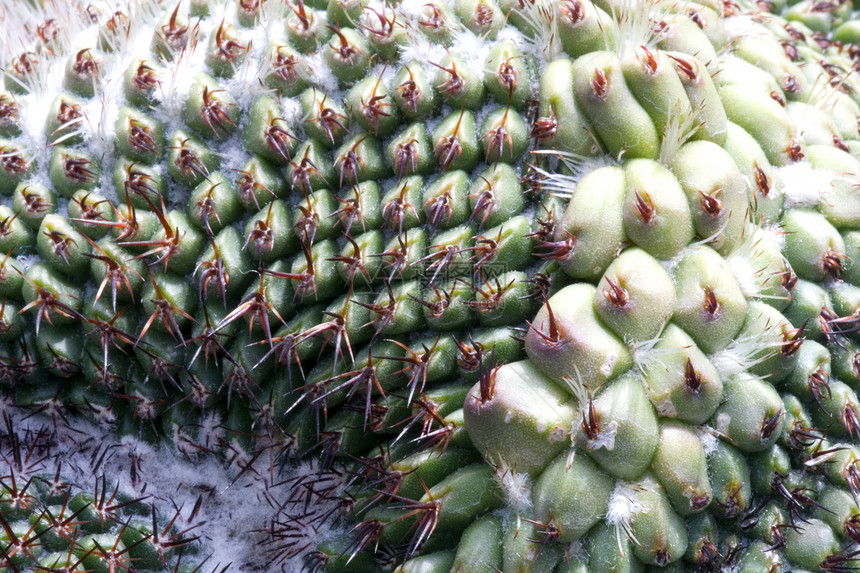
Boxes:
[726,220,794,306]
[510,0,565,64]
[778,161,836,208]
[562,363,621,458]
[630,326,678,375]
[605,478,647,555]
[2,404,350,572]
[561,362,591,410]
[722,12,776,42]
[710,312,785,379]
[696,424,720,456]
[605,0,665,62]
[658,99,705,167]
[488,453,534,514]
[528,148,616,199]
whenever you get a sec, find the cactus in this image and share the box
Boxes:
[3,0,860,571]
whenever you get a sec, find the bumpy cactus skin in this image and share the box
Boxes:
[4,0,860,571]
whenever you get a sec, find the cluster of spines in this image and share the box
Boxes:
[0,417,210,573]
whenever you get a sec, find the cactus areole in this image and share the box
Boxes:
[4,0,860,571]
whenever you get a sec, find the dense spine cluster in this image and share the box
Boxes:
[3,0,860,571]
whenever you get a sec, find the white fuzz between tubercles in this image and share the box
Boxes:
[565,362,620,452]
[222,27,273,111]
[397,0,433,21]
[198,410,227,451]
[606,479,646,554]
[397,1,464,79]
[608,0,664,62]
[726,222,793,305]
[0,395,16,419]
[495,20,529,49]
[696,425,720,456]
[1,403,306,571]
[452,28,493,80]
[710,317,784,379]
[726,225,768,300]
[15,253,39,272]
[722,13,774,41]
[778,161,836,208]
[562,363,590,408]
[156,12,212,125]
[631,329,672,374]
[529,149,615,199]
[1,0,93,92]
[306,51,341,95]
[491,455,534,514]
[658,99,704,167]
[279,94,304,130]
[396,29,440,79]
[513,0,565,64]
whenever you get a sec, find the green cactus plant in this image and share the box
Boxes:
[4,0,860,571]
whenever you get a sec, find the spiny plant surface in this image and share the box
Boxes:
[4,0,860,571]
